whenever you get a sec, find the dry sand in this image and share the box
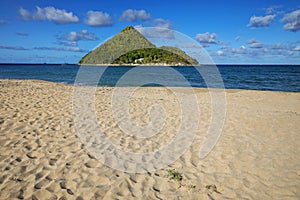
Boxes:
[0,79,299,199]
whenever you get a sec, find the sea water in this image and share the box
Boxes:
[0,64,299,92]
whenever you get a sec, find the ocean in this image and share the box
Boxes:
[0,64,299,92]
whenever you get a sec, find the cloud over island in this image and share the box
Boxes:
[85,11,113,27]
[119,9,151,22]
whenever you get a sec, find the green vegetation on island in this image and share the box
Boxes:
[79,26,199,66]
[112,48,193,65]
[160,46,198,65]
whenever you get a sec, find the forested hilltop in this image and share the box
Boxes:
[112,48,197,65]
[79,26,199,66]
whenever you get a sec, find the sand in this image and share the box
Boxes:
[0,79,299,199]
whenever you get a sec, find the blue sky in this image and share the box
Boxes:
[0,0,299,64]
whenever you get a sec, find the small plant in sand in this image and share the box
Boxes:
[167,169,183,182]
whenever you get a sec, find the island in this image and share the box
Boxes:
[78,26,199,66]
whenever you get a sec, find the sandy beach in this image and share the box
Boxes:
[0,79,299,199]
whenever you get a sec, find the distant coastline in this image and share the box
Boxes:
[0,63,299,67]
[78,63,201,67]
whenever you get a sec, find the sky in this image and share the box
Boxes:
[0,0,299,64]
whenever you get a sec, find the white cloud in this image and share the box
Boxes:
[246,38,264,48]
[264,5,283,15]
[270,44,284,49]
[213,46,249,58]
[16,32,29,37]
[85,11,113,27]
[195,32,217,44]
[265,7,276,15]
[235,36,241,41]
[34,46,86,52]
[292,46,300,51]
[57,30,98,47]
[153,18,172,29]
[175,43,201,48]
[58,41,78,47]
[0,45,28,50]
[61,30,98,41]
[119,9,151,22]
[282,9,300,32]
[216,50,224,56]
[247,15,275,28]
[19,6,79,24]
[0,20,5,24]
[135,18,174,39]
[246,38,260,44]
[214,42,300,60]
[231,46,248,54]
[250,43,264,48]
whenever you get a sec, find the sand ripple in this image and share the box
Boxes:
[0,80,299,199]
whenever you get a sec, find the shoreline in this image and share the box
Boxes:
[1,63,300,66]
[1,78,299,93]
[78,63,201,66]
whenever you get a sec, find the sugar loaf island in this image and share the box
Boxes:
[78,26,199,66]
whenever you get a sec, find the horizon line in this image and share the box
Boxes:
[0,63,300,66]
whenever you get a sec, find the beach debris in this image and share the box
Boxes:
[206,184,220,194]
[152,186,160,192]
[25,145,32,151]
[15,157,22,162]
[17,189,24,199]
[49,158,57,166]
[9,176,23,182]
[34,182,43,189]
[35,173,43,181]
[26,152,37,159]
[60,181,67,189]
[188,184,196,189]
[166,169,183,182]
[67,189,74,195]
